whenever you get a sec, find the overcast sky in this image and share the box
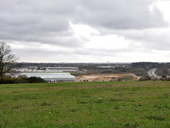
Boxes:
[1,0,170,63]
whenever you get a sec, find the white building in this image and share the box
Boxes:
[15,66,79,73]
[46,67,79,72]
[20,73,76,82]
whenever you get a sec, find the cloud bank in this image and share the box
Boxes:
[0,0,170,62]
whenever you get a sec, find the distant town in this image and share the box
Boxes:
[12,62,170,82]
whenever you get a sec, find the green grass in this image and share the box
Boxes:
[0,81,170,128]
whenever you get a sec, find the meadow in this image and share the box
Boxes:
[0,81,170,128]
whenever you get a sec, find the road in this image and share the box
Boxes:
[148,68,160,79]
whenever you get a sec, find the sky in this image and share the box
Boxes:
[1,0,170,63]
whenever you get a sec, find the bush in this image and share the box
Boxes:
[27,77,46,83]
[0,76,16,84]
[159,76,170,81]
[0,76,47,84]
[118,75,136,81]
[139,75,151,81]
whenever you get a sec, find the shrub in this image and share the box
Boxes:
[139,75,151,81]
[118,75,136,81]
[0,76,15,84]
[26,77,46,83]
[0,76,46,84]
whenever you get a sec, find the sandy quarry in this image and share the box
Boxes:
[76,73,140,82]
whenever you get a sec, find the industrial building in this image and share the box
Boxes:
[15,66,79,73]
[20,73,76,82]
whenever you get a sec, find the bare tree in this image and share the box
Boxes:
[0,42,17,77]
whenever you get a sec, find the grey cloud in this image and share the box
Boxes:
[0,0,167,46]
[106,28,170,50]
[0,0,169,62]
[74,0,167,29]
[73,44,150,57]
[0,0,79,47]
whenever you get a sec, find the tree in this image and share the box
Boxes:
[0,42,17,77]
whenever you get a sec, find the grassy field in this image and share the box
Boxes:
[0,81,170,128]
